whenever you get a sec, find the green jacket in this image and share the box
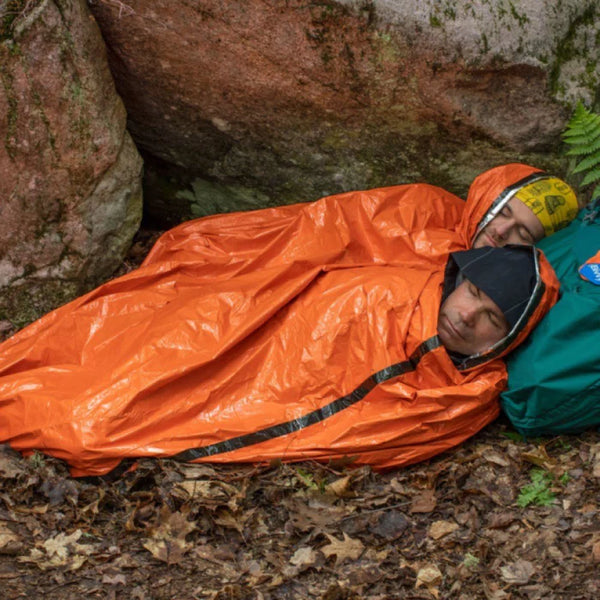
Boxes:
[502,199,600,436]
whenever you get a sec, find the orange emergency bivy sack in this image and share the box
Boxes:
[0,165,557,476]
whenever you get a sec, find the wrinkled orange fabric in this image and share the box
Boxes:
[143,163,543,271]
[0,164,555,477]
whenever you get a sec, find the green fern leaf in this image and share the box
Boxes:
[573,153,600,174]
[562,103,600,142]
[580,168,600,187]
[565,137,600,156]
[562,122,600,142]
[562,118,600,136]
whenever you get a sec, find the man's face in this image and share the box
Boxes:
[437,279,509,355]
[472,197,545,248]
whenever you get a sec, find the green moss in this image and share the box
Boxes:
[429,14,442,28]
[509,1,529,27]
[549,4,598,99]
[0,272,81,329]
[0,64,18,160]
[480,32,489,54]
[0,0,41,41]
[31,89,57,156]
[443,6,456,20]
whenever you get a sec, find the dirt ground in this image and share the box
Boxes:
[1,422,599,600]
[1,229,599,599]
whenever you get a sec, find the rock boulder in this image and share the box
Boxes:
[88,0,599,222]
[0,0,143,326]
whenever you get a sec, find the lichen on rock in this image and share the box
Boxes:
[0,0,143,326]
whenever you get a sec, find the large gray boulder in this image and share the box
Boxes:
[0,0,143,326]
[88,0,599,223]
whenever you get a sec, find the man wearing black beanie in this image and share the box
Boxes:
[438,245,539,362]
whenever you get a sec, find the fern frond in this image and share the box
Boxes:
[565,136,600,156]
[562,103,600,139]
[573,153,600,174]
[562,123,600,143]
[580,168,600,187]
[562,120,600,140]
[563,116,600,133]
[563,102,600,196]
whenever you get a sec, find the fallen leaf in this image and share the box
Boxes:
[428,520,459,540]
[19,529,95,570]
[178,464,218,479]
[0,523,20,554]
[0,523,18,544]
[592,541,600,563]
[214,508,245,534]
[289,546,318,567]
[320,533,364,565]
[415,564,443,598]
[500,558,536,585]
[372,510,409,540]
[482,449,510,467]
[40,477,79,506]
[102,573,127,585]
[410,489,437,513]
[0,445,27,478]
[325,475,351,496]
[176,479,238,501]
[521,446,556,471]
[142,506,196,565]
[483,579,510,600]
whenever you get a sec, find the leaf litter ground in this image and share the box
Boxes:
[1,228,599,599]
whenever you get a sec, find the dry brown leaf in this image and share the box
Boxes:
[0,446,27,478]
[176,479,238,499]
[289,546,318,567]
[142,506,196,564]
[19,529,95,570]
[428,520,459,540]
[593,452,600,478]
[500,558,536,585]
[415,564,443,598]
[521,446,556,471]
[324,475,351,496]
[214,508,244,533]
[372,510,409,540]
[482,449,510,467]
[14,504,48,515]
[409,489,437,513]
[592,541,600,563]
[178,463,218,479]
[0,523,19,549]
[102,573,127,585]
[483,580,510,600]
[320,532,364,565]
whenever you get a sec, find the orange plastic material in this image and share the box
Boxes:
[0,164,556,477]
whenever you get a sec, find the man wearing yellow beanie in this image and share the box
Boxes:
[472,173,579,248]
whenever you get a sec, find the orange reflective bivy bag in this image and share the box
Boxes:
[0,164,558,476]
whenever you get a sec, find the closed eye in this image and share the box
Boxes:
[488,311,501,328]
[518,226,534,243]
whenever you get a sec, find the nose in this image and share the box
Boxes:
[459,303,478,327]
[494,218,514,240]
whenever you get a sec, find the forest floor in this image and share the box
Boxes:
[1,229,599,600]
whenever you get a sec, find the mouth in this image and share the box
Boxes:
[484,232,498,247]
[441,314,464,340]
